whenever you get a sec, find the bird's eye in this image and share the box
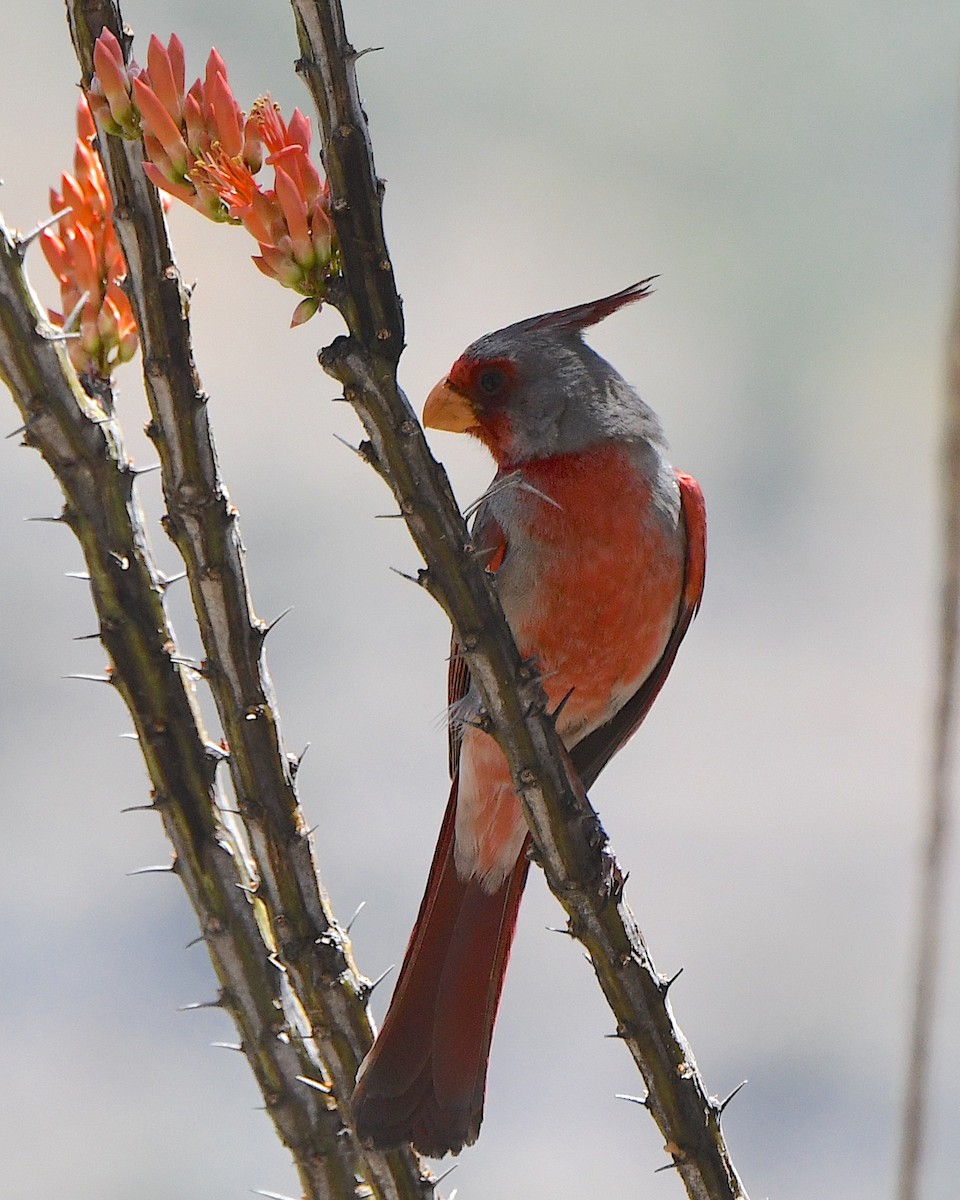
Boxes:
[478,369,505,395]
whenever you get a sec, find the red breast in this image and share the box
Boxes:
[495,443,685,740]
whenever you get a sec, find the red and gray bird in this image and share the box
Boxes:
[351,280,706,1157]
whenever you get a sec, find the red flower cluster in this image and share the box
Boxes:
[41,96,138,379]
[91,30,339,325]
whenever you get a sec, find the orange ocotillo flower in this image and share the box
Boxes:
[40,95,138,380]
[90,29,340,324]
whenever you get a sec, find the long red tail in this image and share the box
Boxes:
[351,779,530,1157]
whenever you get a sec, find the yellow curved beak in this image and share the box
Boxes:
[422,378,478,433]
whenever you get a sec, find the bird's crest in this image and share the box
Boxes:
[520,277,657,335]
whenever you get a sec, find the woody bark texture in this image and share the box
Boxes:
[291,2,748,1198]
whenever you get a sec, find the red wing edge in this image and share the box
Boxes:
[570,471,706,791]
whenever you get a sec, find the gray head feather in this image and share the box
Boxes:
[464,323,666,463]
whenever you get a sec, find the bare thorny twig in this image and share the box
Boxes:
[0,1,750,1198]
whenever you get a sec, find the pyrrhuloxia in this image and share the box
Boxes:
[351,280,706,1157]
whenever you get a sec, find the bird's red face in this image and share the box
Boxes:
[421,280,660,468]
[423,354,521,463]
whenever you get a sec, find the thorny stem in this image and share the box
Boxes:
[292,1,749,1197]
[57,2,431,1198]
[0,214,353,1197]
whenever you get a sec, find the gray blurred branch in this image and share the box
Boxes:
[898,138,960,1200]
[290,2,749,1197]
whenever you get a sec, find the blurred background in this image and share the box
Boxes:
[2,2,959,1197]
